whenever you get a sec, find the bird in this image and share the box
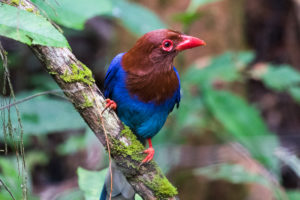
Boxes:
[100,29,205,200]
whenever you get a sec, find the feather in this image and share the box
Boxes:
[104,53,125,99]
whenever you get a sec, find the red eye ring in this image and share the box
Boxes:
[161,39,173,52]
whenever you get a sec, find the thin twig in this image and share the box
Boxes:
[88,86,113,200]
[0,90,68,111]
[0,174,16,200]
[0,39,27,200]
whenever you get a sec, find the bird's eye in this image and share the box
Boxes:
[161,39,173,52]
[164,41,171,47]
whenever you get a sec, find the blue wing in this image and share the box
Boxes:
[169,66,181,113]
[104,53,125,98]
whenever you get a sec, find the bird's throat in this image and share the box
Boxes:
[122,58,179,104]
[122,45,179,104]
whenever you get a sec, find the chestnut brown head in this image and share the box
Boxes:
[122,29,205,74]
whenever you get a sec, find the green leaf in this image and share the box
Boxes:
[111,0,166,36]
[77,167,144,200]
[0,158,22,200]
[135,194,143,200]
[1,92,87,136]
[258,64,300,104]
[183,51,254,88]
[287,190,300,200]
[77,167,107,200]
[56,189,84,200]
[187,0,223,13]
[173,12,203,27]
[204,90,279,174]
[29,74,60,91]
[25,151,49,172]
[0,3,68,47]
[172,91,206,131]
[56,134,87,155]
[0,158,38,200]
[195,163,286,200]
[261,65,300,92]
[289,86,300,103]
[32,0,165,36]
[195,163,270,186]
[32,0,112,30]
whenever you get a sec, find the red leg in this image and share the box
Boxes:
[101,98,117,114]
[142,138,155,163]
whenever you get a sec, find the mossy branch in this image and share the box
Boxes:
[1,0,179,199]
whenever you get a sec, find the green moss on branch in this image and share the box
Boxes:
[25,7,33,12]
[109,125,145,165]
[80,93,93,109]
[10,0,20,6]
[60,63,95,85]
[145,174,178,199]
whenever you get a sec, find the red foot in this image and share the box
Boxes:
[105,99,117,110]
[142,147,155,163]
[141,139,155,164]
[101,99,117,114]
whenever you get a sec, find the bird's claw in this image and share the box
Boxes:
[101,99,117,114]
[141,147,155,164]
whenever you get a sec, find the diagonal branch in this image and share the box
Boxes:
[1,0,179,199]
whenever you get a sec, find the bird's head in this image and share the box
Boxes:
[122,29,205,74]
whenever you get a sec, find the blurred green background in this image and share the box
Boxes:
[1,0,300,199]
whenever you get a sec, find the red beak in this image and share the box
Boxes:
[176,35,206,51]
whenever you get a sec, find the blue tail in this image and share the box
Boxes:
[100,184,107,200]
[99,163,135,200]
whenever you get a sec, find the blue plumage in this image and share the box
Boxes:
[104,53,180,140]
[100,29,205,200]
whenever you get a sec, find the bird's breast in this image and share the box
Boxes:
[110,68,178,138]
[125,68,179,105]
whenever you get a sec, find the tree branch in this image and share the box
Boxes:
[1,0,179,199]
